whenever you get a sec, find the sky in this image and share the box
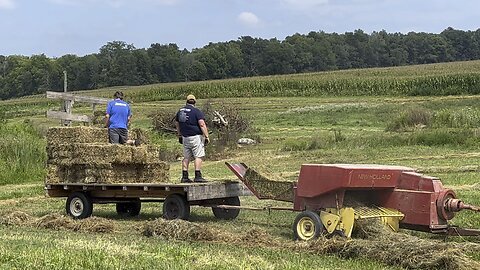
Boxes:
[0,0,479,57]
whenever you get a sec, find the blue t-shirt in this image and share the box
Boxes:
[106,99,131,129]
[176,104,205,137]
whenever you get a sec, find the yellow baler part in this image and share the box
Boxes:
[354,206,405,233]
[322,207,355,238]
[320,211,340,234]
[381,216,402,232]
[339,207,355,238]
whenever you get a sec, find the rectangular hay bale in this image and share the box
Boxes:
[47,126,108,145]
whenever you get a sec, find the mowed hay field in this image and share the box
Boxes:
[1,61,480,269]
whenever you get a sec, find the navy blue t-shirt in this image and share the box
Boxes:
[176,104,205,137]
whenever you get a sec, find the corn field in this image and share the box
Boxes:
[3,60,480,112]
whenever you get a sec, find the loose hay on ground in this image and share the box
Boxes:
[295,218,480,270]
[143,218,216,241]
[0,211,35,226]
[0,211,115,233]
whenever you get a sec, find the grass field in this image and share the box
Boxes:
[1,61,480,269]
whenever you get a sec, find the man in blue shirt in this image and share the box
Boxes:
[105,91,137,145]
[175,94,210,183]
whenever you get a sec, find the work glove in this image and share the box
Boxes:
[178,136,183,144]
[204,137,210,145]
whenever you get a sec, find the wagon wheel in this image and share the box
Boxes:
[212,196,241,220]
[293,210,324,241]
[66,192,93,219]
[116,199,141,217]
[163,194,190,220]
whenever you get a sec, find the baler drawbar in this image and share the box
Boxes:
[226,162,480,240]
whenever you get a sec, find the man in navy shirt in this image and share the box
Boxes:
[105,91,137,145]
[175,94,210,183]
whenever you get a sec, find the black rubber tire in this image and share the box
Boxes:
[163,194,190,220]
[66,192,93,219]
[212,196,241,220]
[293,210,324,241]
[116,199,141,217]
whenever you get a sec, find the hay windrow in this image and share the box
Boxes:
[0,211,114,233]
[143,219,216,241]
[294,219,480,270]
[0,211,35,226]
[142,217,480,270]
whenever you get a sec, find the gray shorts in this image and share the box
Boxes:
[183,135,205,160]
[109,128,128,144]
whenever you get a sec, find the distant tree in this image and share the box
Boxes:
[147,43,182,83]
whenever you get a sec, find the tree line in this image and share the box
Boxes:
[1,27,480,100]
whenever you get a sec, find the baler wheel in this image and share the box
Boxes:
[293,210,324,241]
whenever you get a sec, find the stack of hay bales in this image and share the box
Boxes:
[45,126,169,184]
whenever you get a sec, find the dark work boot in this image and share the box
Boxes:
[181,170,192,183]
[134,138,142,146]
[194,170,207,183]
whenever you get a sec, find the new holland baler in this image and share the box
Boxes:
[226,162,480,240]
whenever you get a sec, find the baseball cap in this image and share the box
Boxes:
[186,94,196,101]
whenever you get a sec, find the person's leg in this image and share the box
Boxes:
[181,139,194,183]
[194,157,206,182]
[118,128,128,144]
[109,128,120,144]
[191,135,206,182]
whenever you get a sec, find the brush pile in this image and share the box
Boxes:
[45,126,169,184]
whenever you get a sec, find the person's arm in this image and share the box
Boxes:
[105,114,110,128]
[198,119,209,139]
[105,102,112,128]
[127,105,132,128]
[175,121,183,144]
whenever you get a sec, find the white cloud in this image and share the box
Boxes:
[281,0,329,10]
[0,0,15,9]
[237,12,260,27]
[146,0,179,5]
[49,0,179,7]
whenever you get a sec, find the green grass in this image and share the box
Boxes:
[0,225,397,270]
[1,61,480,269]
[0,122,46,185]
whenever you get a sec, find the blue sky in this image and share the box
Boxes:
[0,0,479,57]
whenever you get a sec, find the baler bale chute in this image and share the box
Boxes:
[226,162,480,240]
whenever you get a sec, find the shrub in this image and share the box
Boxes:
[409,129,475,146]
[201,100,256,152]
[386,107,432,132]
[150,109,178,134]
[432,107,480,128]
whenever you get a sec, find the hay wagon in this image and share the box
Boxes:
[45,181,251,220]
